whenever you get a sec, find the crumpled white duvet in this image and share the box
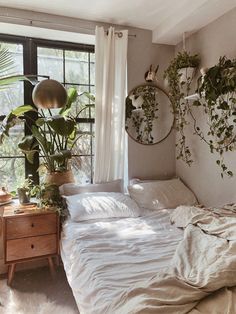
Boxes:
[111,205,236,314]
[61,206,236,314]
[60,209,183,314]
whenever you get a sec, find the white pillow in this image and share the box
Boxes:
[59,179,123,196]
[64,192,141,222]
[128,178,197,210]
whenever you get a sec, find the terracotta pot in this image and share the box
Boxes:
[45,170,75,186]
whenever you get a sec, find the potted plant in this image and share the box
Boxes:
[192,56,236,177]
[164,50,200,85]
[17,174,35,204]
[164,51,200,165]
[0,44,96,185]
[0,84,95,185]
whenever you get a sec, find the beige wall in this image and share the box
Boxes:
[127,29,175,180]
[175,8,236,206]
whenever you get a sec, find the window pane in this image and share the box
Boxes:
[0,158,25,191]
[65,51,89,84]
[65,84,95,119]
[0,122,25,157]
[90,60,95,85]
[71,156,91,184]
[72,127,93,156]
[0,42,24,114]
[37,47,63,82]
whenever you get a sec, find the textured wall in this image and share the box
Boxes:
[175,8,236,206]
[127,30,175,180]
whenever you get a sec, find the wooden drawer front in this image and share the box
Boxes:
[6,234,57,262]
[6,214,57,239]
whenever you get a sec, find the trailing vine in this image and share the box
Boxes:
[164,51,200,165]
[125,85,159,144]
[192,56,236,177]
[165,53,236,177]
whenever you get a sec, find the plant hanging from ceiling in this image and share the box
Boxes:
[191,56,236,177]
[164,50,200,165]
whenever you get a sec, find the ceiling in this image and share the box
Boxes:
[0,0,235,44]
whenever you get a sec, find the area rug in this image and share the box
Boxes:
[0,279,78,314]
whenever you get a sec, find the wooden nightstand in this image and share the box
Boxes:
[2,203,60,285]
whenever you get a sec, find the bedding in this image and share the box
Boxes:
[63,192,142,222]
[59,179,123,196]
[60,209,183,314]
[128,178,197,210]
[110,205,236,313]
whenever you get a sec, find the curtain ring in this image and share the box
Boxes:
[117,32,123,38]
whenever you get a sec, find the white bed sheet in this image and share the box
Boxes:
[60,209,183,314]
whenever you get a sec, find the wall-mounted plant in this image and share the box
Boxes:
[164,51,200,165]
[191,56,236,177]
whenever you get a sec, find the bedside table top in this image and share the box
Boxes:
[3,203,56,218]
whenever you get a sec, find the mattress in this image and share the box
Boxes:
[60,209,183,314]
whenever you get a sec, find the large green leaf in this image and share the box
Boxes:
[18,135,38,163]
[0,113,19,143]
[31,125,51,154]
[59,87,78,115]
[0,45,15,78]
[47,116,76,136]
[12,105,36,116]
[0,75,32,89]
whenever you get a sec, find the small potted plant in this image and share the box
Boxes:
[165,50,200,84]
[17,175,34,204]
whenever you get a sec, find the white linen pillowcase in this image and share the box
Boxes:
[59,179,123,196]
[64,192,142,222]
[128,178,197,210]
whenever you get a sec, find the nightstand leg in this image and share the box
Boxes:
[7,263,16,286]
[48,257,56,279]
[55,255,60,266]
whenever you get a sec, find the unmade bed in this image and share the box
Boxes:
[60,179,236,314]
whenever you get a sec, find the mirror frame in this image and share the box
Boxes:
[125,83,174,145]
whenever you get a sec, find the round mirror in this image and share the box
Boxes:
[125,84,174,145]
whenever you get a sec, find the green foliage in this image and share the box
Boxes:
[165,53,236,178]
[164,51,200,165]
[0,88,95,173]
[31,183,65,215]
[194,56,236,177]
[125,85,159,144]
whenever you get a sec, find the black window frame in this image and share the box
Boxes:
[0,33,95,185]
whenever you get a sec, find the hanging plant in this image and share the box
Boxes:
[192,56,236,177]
[164,51,200,165]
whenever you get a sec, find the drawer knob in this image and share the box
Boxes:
[31,223,34,228]
[31,244,34,249]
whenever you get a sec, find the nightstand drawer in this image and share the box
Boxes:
[6,213,57,239]
[6,234,57,262]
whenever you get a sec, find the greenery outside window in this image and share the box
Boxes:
[0,34,95,190]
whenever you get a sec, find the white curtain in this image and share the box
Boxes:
[94,26,128,183]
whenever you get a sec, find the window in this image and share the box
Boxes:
[0,35,95,190]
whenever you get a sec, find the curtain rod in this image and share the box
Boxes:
[0,14,136,38]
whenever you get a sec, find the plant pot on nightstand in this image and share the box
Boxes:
[45,170,75,186]
[17,188,31,204]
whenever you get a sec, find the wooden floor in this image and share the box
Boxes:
[0,265,79,313]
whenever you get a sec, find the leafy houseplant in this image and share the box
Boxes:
[125,85,159,144]
[0,87,85,182]
[17,174,35,204]
[164,51,200,165]
[191,56,236,177]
